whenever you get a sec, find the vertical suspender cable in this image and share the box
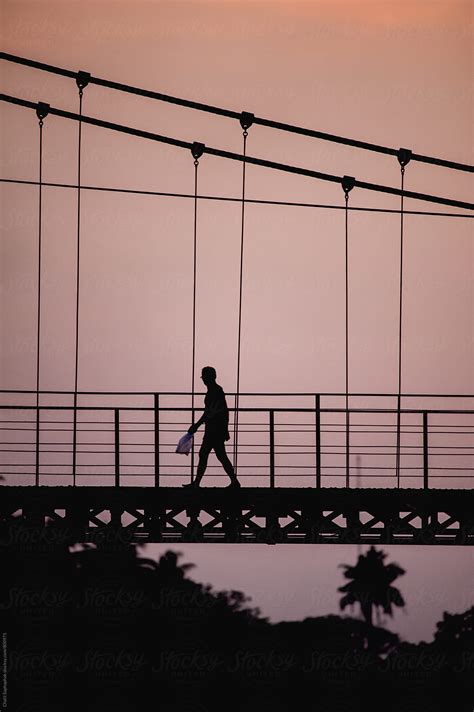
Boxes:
[234,112,254,475]
[72,71,90,486]
[34,102,49,486]
[341,176,355,488]
[190,142,204,483]
[395,148,412,487]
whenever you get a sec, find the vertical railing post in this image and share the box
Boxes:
[345,405,350,488]
[190,398,195,484]
[35,403,40,486]
[233,394,239,476]
[423,411,429,489]
[154,393,160,487]
[269,409,275,488]
[315,395,321,489]
[396,399,401,488]
[114,408,120,488]
[72,392,77,486]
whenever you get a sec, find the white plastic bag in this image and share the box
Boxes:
[176,432,194,455]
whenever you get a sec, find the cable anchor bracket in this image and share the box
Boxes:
[239,111,255,136]
[76,70,91,94]
[397,147,412,170]
[191,141,205,165]
[36,102,50,125]
[341,175,356,199]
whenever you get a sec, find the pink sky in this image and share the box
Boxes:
[1,0,473,641]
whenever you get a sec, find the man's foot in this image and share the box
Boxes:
[225,479,241,488]
[182,481,201,488]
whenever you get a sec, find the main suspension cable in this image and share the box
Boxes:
[1,52,472,174]
[1,95,472,211]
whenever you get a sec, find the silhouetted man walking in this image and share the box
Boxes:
[183,366,241,488]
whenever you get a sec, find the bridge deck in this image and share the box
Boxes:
[1,486,472,545]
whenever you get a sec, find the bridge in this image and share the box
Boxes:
[1,389,472,545]
[0,54,473,546]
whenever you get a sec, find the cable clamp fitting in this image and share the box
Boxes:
[76,70,91,92]
[397,147,412,168]
[239,111,255,132]
[191,141,205,162]
[36,102,50,123]
[341,175,356,197]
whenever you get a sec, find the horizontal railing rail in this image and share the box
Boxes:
[1,389,474,397]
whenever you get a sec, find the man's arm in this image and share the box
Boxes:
[188,411,206,434]
[188,390,226,434]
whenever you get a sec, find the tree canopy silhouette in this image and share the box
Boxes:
[2,517,472,712]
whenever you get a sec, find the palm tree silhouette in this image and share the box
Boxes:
[338,545,405,627]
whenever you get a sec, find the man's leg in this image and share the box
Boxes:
[194,435,213,484]
[182,435,213,487]
[213,440,240,486]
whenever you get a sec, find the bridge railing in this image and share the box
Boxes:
[0,390,473,488]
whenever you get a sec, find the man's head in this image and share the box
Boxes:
[201,366,216,386]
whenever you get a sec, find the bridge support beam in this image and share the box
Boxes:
[0,486,472,546]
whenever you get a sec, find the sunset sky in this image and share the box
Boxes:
[1,0,473,642]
